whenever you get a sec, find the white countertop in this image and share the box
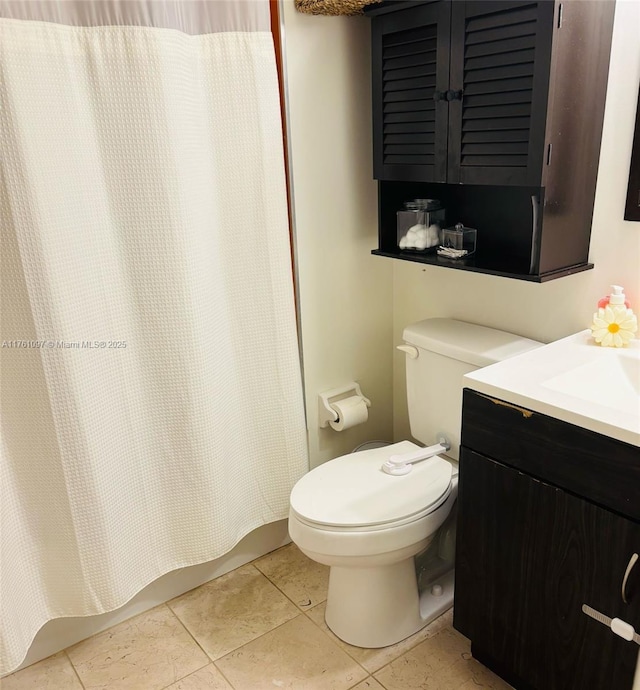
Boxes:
[464,330,640,448]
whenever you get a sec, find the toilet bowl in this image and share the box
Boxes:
[289,440,457,648]
[289,319,543,649]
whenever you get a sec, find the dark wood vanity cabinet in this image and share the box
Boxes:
[454,390,640,689]
[367,0,616,281]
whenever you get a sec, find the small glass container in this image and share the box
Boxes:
[439,222,477,258]
[397,199,445,252]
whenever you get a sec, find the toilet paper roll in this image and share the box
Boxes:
[329,395,369,431]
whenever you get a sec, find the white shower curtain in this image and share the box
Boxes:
[0,1,308,675]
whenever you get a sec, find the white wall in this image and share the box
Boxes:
[392,0,640,441]
[281,2,395,467]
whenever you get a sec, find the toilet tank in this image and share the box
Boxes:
[402,319,542,461]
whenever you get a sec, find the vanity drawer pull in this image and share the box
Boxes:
[622,553,638,604]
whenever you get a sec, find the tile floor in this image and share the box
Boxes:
[2,544,511,690]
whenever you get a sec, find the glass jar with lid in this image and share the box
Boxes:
[438,222,477,259]
[397,199,445,251]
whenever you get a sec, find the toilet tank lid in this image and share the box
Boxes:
[403,318,542,368]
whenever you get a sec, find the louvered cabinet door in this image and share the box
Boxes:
[371,2,451,182]
[447,0,555,185]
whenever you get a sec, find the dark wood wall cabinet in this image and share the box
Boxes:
[625,89,640,221]
[365,1,616,281]
[455,389,640,689]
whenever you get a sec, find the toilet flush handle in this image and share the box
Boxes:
[396,344,419,359]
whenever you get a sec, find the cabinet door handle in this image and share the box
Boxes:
[432,90,446,102]
[445,89,463,101]
[622,552,638,604]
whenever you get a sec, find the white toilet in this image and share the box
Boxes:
[289,318,541,649]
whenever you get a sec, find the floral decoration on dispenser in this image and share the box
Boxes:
[590,285,637,347]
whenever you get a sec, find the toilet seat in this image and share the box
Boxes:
[290,441,453,532]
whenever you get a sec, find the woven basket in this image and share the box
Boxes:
[294,0,383,16]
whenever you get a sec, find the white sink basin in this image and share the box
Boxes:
[464,330,640,447]
[542,349,640,415]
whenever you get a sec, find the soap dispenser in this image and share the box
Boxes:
[590,285,638,347]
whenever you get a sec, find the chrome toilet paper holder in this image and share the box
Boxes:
[318,382,371,428]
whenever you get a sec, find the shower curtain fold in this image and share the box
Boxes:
[0,1,308,675]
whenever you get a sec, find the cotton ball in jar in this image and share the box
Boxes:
[414,236,428,250]
[406,230,420,248]
[402,232,416,248]
[426,224,440,247]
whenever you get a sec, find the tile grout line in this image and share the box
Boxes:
[258,548,471,683]
[210,658,238,690]
[214,611,306,663]
[370,625,454,681]
[55,556,285,690]
[250,558,320,614]
[248,555,377,680]
[162,560,308,686]
[245,611,371,688]
[252,546,459,681]
[211,607,371,685]
[304,605,459,680]
[302,607,373,676]
[165,587,308,686]
[371,626,486,688]
[369,628,442,680]
[63,650,87,690]
[159,602,222,689]
[60,600,196,687]
[250,548,383,680]
[252,548,404,680]
[245,559,362,665]
[347,675,386,690]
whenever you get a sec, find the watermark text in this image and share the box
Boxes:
[2,340,127,349]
